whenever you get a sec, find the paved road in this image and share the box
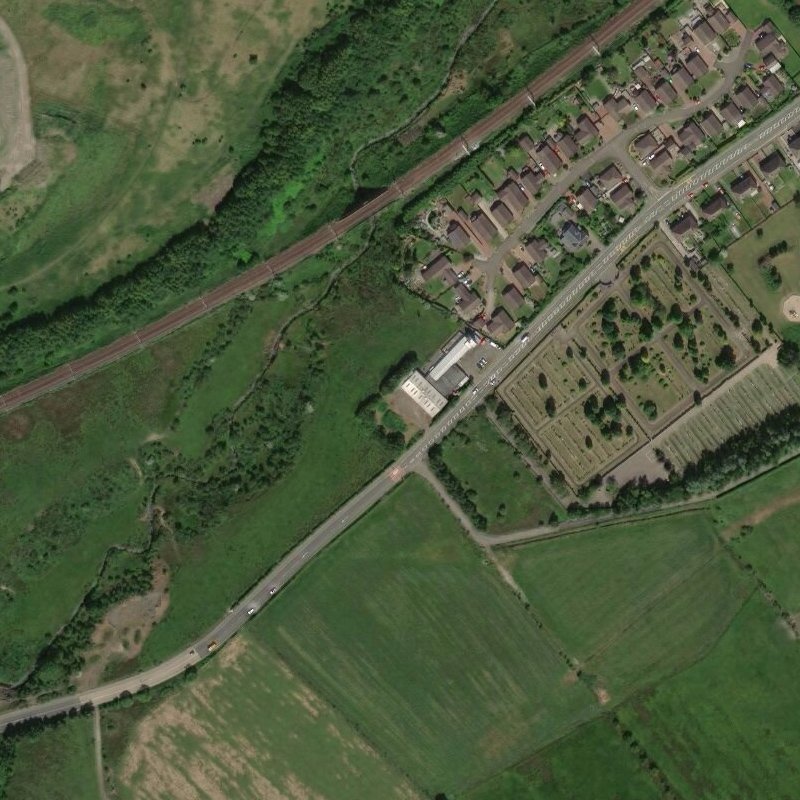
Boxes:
[3,99,800,732]
[0,0,662,417]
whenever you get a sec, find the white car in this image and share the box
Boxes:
[269,586,279,595]
[520,333,530,344]
[247,606,257,616]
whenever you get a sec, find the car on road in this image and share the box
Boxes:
[247,606,257,616]
[269,586,279,595]
[207,640,219,651]
[472,387,479,396]
[477,356,488,369]
[520,333,530,344]
[489,341,500,349]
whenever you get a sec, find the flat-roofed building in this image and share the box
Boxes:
[401,371,447,418]
[429,333,478,381]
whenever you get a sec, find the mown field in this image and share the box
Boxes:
[0,0,329,319]
[440,410,563,532]
[1,714,100,800]
[499,512,752,701]
[101,636,418,800]
[253,476,597,795]
[0,225,455,693]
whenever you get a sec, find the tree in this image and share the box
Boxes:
[714,344,736,369]
[545,396,556,416]
[778,340,800,368]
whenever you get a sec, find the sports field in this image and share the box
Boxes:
[499,512,752,700]
[103,636,418,800]
[440,411,563,531]
[254,476,597,794]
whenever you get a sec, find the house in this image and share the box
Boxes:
[730,170,757,195]
[719,100,744,127]
[685,52,709,80]
[692,18,716,44]
[759,150,785,174]
[487,307,515,335]
[632,87,658,113]
[452,282,480,312]
[633,131,659,157]
[755,30,779,57]
[733,83,759,111]
[556,133,580,160]
[761,73,784,101]
[654,78,678,104]
[789,130,800,152]
[511,261,539,289]
[519,166,545,196]
[536,143,564,174]
[700,191,728,217]
[559,220,588,251]
[574,113,600,144]
[470,210,498,242]
[422,253,455,284]
[764,52,782,74]
[706,6,731,35]
[490,200,514,228]
[524,237,549,263]
[650,147,673,170]
[576,185,599,213]
[699,110,723,137]
[605,93,632,119]
[610,182,635,211]
[670,210,698,235]
[633,62,652,86]
[678,119,705,148]
[501,283,526,312]
[518,133,536,156]
[671,65,694,93]
[497,179,528,216]
[447,220,471,250]
[596,163,623,191]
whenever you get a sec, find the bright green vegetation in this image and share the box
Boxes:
[617,596,800,800]
[102,637,417,800]
[0,0,329,320]
[2,714,99,800]
[500,513,752,699]
[468,716,661,800]
[256,476,596,795]
[726,204,800,336]
[440,411,563,532]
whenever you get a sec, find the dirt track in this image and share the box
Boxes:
[0,15,35,191]
[0,0,661,415]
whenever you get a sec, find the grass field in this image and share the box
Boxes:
[3,714,99,800]
[0,0,329,319]
[440,411,563,531]
[467,716,661,800]
[726,204,800,336]
[499,512,752,700]
[617,596,800,800]
[726,0,800,76]
[102,636,418,800]
[253,476,598,795]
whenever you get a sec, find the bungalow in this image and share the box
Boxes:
[733,83,759,111]
[700,191,728,218]
[692,18,716,44]
[536,143,564,174]
[470,209,498,242]
[761,73,784,101]
[670,210,698,235]
[633,63,652,86]
[596,163,623,191]
[650,147,673,170]
[524,237,549,263]
[699,110,724,137]
[518,133,536,156]
[632,87,658,113]
[487,307,515,336]
[719,100,744,128]
[576,185,599,213]
[730,170,757,195]
[706,6,731,35]
[759,150,785,174]
[670,65,694,93]
[501,283,526,312]
[556,133,580,160]
[490,200,514,228]
[633,131,659,158]
[519,166,545,196]
[559,220,588,251]
[609,182,636,211]
[605,93,632,119]
[684,52,709,79]
[678,119,705,148]
[511,261,539,289]
[574,113,600,144]
[447,220,471,250]
[755,30,779,57]
[453,282,480,313]
[497,179,528,216]
[654,78,678,104]
[422,253,452,282]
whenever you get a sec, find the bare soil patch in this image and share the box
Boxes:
[782,294,800,322]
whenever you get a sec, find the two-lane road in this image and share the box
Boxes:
[3,98,800,731]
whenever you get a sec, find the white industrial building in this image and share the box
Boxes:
[429,333,478,381]
[400,371,448,418]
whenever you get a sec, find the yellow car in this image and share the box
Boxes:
[207,640,219,651]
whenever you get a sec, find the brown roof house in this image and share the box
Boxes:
[692,18,716,44]
[497,178,528,216]
[490,200,514,228]
[670,210,699,235]
[632,87,658,113]
[556,132,580,160]
[511,261,540,289]
[759,150,785,175]
[576,185,599,213]
[654,78,678,104]
[605,93,632,119]
[422,254,457,286]
[518,133,537,156]
[501,283,526,313]
[699,110,724,137]
[789,130,800,152]
[536,143,564,175]
[447,220,471,250]
[700,191,728,218]
[453,282,480,314]
[470,209,498,242]
[733,83,760,112]
[671,65,694,93]
[650,147,673,170]
[706,6,731,36]
[610,182,636,212]
[524,237,550,263]
[487,307,515,336]
[574,113,600,145]
[761,73,784,101]
[596,163,623,191]
[730,170,758,195]
[633,131,659,158]
[719,100,744,128]
[678,119,705,148]
[519,166,545,196]
[684,52,709,80]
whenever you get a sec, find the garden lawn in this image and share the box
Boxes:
[441,411,563,532]
[254,476,597,795]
